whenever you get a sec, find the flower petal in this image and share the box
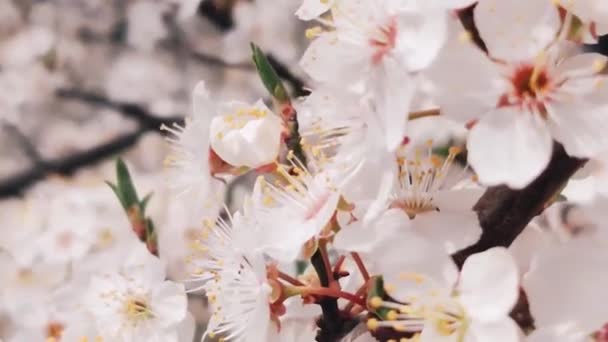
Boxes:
[413,190,482,253]
[467,107,553,189]
[424,19,506,122]
[547,100,608,159]
[468,317,521,342]
[523,238,608,333]
[459,247,519,322]
[475,0,560,62]
[300,32,369,85]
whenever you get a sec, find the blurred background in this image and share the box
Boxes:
[0,0,310,198]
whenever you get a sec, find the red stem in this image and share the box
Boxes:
[298,287,366,307]
[351,252,370,281]
[278,271,304,286]
[344,283,368,313]
[333,255,346,275]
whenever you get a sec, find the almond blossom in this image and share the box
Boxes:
[368,243,520,342]
[85,246,187,342]
[300,0,446,150]
[427,15,608,188]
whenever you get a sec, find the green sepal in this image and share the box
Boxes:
[251,43,290,103]
[141,192,153,214]
[367,276,392,320]
[114,158,140,211]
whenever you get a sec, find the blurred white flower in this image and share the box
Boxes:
[524,238,608,341]
[162,81,225,218]
[105,52,180,113]
[127,0,169,52]
[85,246,187,342]
[557,0,608,40]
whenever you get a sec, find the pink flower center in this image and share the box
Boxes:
[370,17,398,65]
[500,63,555,117]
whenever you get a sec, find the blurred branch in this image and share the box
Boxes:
[0,131,143,197]
[0,90,184,198]
[190,51,253,70]
[190,50,310,98]
[197,0,238,31]
[56,89,184,129]
[4,123,44,166]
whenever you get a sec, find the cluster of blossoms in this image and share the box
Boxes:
[2,0,608,342]
[159,0,608,341]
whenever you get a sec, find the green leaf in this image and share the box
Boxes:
[366,276,392,320]
[140,192,153,214]
[105,180,125,208]
[251,43,290,103]
[115,158,140,211]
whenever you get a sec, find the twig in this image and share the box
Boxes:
[3,123,45,166]
[350,252,370,281]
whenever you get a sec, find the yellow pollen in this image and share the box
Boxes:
[458,30,472,43]
[448,146,462,155]
[367,318,379,331]
[369,296,383,308]
[398,272,426,284]
[305,26,324,39]
[436,319,457,336]
[124,298,153,321]
[593,58,607,73]
[387,310,399,321]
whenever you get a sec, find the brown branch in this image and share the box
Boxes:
[452,143,586,267]
[311,249,359,342]
[457,5,488,53]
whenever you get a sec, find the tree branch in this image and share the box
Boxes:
[452,143,586,267]
[311,249,358,342]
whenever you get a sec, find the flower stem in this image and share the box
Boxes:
[351,252,370,281]
[408,108,440,121]
[332,255,346,275]
[294,286,366,307]
[278,271,304,286]
[344,283,369,313]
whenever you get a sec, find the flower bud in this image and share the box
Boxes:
[209,100,283,169]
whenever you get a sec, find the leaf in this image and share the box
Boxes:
[251,43,290,103]
[141,192,153,214]
[105,180,125,209]
[115,158,140,211]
